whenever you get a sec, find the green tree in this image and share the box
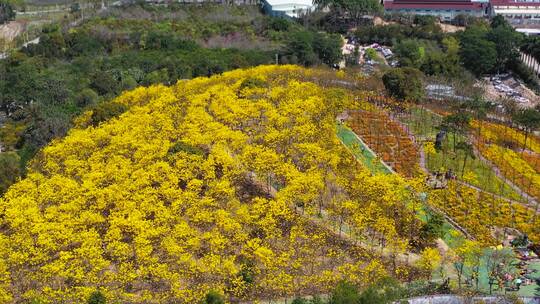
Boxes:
[459,26,497,76]
[512,108,540,150]
[70,2,80,13]
[455,141,475,178]
[90,72,119,96]
[314,0,382,25]
[490,14,509,29]
[203,291,224,304]
[87,290,106,304]
[313,32,343,65]
[91,101,128,126]
[395,39,424,68]
[361,277,404,304]
[329,281,360,304]
[440,112,471,152]
[0,1,15,24]
[382,67,424,102]
[418,212,445,248]
[487,23,523,72]
[0,152,21,194]
[76,88,99,107]
[285,31,318,66]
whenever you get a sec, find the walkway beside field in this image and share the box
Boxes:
[335,121,470,245]
[340,111,540,297]
[393,106,539,212]
[473,150,539,210]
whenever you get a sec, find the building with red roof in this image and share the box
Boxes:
[384,0,489,21]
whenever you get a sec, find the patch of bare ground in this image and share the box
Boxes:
[438,22,464,33]
[0,21,25,43]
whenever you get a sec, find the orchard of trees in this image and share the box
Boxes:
[0,66,435,302]
[2,2,540,302]
[0,5,345,195]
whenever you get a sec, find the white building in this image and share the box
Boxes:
[260,0,314,18]
[491,0,540,27]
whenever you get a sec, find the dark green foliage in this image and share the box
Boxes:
[458,26,497,76]
[353,23,442,47]
[394,39,424,68]
[76,88,99,107]
[490,15,508,29]
[439,112,471,152]
[313,0,382,26]
[292,297,326,304]
[269,17,290,31]
[70,2,80,13]
[512,109,540,131]
[90,72,120,96]
[440,113,471,137]
[203,291,224,304]
[284,30,342,66]
[413,15,436,26]
[382,67,424,102]
[0,152,21,194]
[168,142,206,157]
[329,278,405,304]
[508,59,540,94]
[0,1,15,24]
[90,101,128,126]
[487,22,523,72]
[87,291,106,304]
[418,212,445,248]
[313,32,343,65]
[512,108,540,143]
[522,36,540,62]
[292,298,309,304]
[329,281,360,304]
[240,77,268,90]
[142,68,169,85]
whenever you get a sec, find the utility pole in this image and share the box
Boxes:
[275,53,278,65]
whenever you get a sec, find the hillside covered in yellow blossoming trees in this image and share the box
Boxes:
[0,66,430,303]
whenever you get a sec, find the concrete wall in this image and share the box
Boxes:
[384,9,483,21]
[399,295,540,304]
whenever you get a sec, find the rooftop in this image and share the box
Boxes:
[491,0,540,6]
[384,0,484,10]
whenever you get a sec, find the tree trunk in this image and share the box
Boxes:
[461,154,468,178]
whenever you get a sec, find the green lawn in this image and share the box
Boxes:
[399,107,442,139]
[339,116,540,297]
[426,135,524,202]
[399,107,525,203]
[336,123,391,175]
[337,122,463,244]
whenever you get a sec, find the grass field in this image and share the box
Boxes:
[336,123,392,174]
[399,107,525,202]
[338,113,540,297]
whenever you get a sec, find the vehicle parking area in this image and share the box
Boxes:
[484,74,539,108]
[342,38,395,73]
